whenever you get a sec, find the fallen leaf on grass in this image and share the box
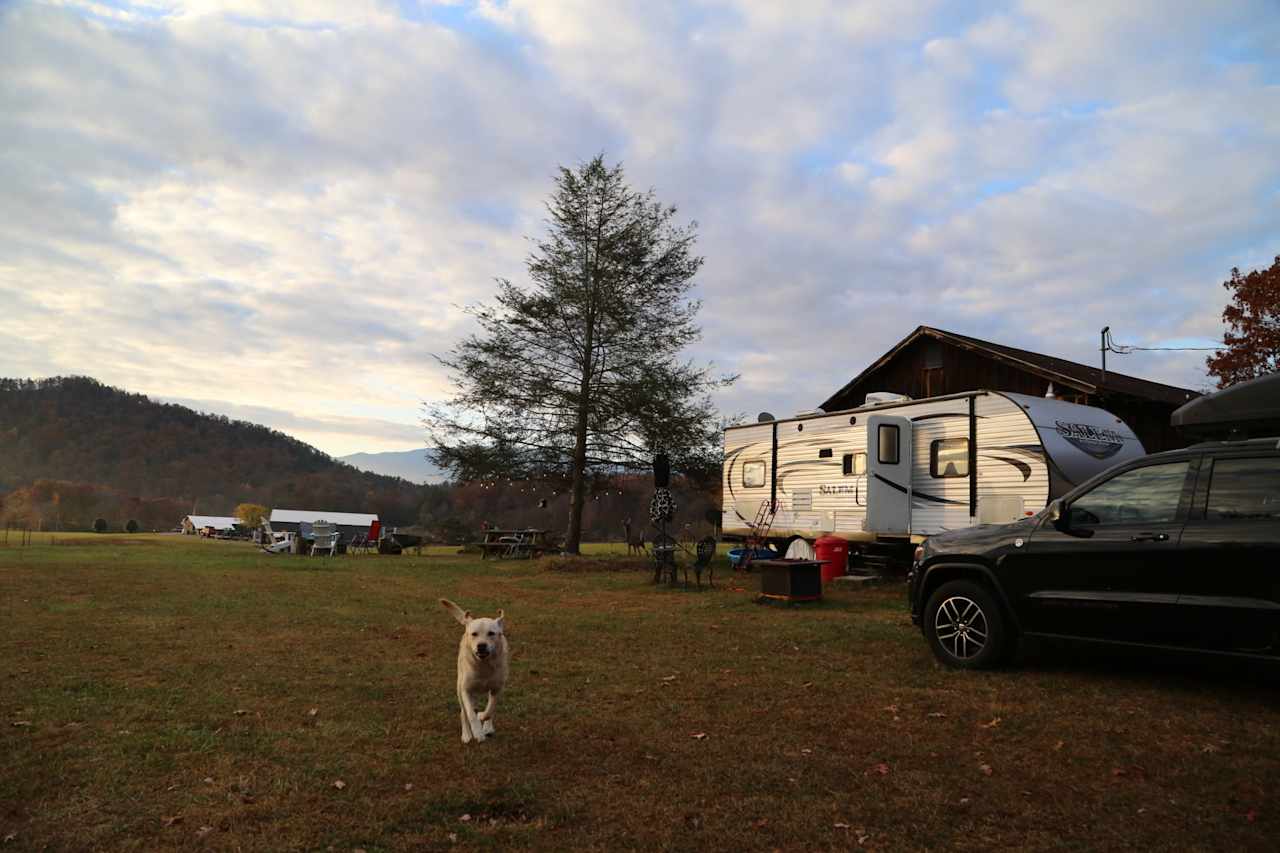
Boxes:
[753,818,769,829]
[161,815,183,827]
[882,704,899,714]
[1053,740,1065,751]
[332,780,346,790]
[661,675,677,682]
[834,822,850,830]
[927,712,947,719]
[233,709,248,717]
[979,764,993,776]
[801,748,812,755]
[10,721,31,728]
[404,783,414,792]
[196,826,213,837]
[857,834,871,845]
[447,832,458,842]
[980,717,1001,729]
[3,833,17,844]
[459,814,472,822]
[1201,743,1219,754]
[691,732,708,740]
[1246,809,1258,823]
[867,763,890,776]
[203,777,214,784]
[307,708,318,717]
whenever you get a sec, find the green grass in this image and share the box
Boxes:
[2,534,1278,850]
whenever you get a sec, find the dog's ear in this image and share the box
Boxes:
[495,608,505,630]
[439,598,470,625]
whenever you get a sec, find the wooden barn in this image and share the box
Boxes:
[820,326,1200,453]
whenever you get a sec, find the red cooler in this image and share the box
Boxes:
[814,535,848,583]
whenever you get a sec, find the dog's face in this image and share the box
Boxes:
[440,599,506,661]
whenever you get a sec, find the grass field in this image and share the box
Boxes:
[2,534,1278,851]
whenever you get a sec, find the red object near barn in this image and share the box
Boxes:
[814,535,848,583]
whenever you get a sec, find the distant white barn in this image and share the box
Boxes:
[182,515,240,535]
[264,508,379,544]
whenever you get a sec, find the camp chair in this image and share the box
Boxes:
[311,521,339,557]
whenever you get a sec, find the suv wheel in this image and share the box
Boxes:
[924,579,1007,669]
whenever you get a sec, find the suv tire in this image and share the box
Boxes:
[924,579,1007,669]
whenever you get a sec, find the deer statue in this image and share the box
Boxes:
[623,517,645,556]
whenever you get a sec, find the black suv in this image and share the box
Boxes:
[907,437,1280,668]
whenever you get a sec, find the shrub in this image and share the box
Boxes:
[125,519,139,533]
[93,518,108,533]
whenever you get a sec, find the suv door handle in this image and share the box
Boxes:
[1130,532,1170,542]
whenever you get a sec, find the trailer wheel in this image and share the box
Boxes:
[923,580,1007,669]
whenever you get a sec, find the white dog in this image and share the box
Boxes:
[440,599,509,744]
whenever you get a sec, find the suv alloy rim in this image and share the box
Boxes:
[934,595,988,660]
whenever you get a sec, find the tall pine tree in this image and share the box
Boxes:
[427,156,732,553]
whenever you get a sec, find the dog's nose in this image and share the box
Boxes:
[476,642,489,654]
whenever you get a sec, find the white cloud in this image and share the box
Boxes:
[3,0,1277,453]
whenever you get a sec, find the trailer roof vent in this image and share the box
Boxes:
[793,409,823,418]
[864,392,912,406]
[756,412,775,423]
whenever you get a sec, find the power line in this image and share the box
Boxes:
[1104,328,1222,354]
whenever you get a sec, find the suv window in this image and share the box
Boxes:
[1206,457,1280,520]
[1069,461,1189,526]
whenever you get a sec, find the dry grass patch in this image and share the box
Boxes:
[2,535,1278,851]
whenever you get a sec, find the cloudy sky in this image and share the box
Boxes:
[3,0,1277,456]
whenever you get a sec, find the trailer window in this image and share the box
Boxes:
[931,438,969,478]
[842,453,866,476]
[742,460,766,488]
[877,425,900,465]
[818,448,833,459]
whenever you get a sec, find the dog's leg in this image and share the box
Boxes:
[459,704,472,744]
[478,691,497,736]
[460,689,486,742]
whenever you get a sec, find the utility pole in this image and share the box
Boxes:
[1100,326,1109,384]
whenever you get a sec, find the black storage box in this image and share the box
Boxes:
[756,559,823,602]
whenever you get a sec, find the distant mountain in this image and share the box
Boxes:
[0,377,425,525]
[339,448,448,484]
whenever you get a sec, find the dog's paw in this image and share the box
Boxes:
[481,719,495,737]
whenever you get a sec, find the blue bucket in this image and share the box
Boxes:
[728,547,778,569]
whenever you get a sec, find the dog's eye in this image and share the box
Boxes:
[487,631,495,637]
[471,632,478,637]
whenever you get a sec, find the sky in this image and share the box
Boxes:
[2,0,1278,457]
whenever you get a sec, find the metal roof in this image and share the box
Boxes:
[270,509,378,526]
[821,326,1200,412]
[185,515,240,529]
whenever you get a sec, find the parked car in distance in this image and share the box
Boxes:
[907,436,1280,668]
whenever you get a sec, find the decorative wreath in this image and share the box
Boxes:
[648,488,677,523]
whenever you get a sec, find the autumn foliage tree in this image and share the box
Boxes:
[1206,255,1280,388]
[235,502,269,529]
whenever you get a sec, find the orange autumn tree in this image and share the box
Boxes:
[1206,255,1280,388]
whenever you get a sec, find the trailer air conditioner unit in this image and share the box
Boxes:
[864,392,911,406]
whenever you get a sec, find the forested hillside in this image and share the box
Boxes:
[0,377,424,525]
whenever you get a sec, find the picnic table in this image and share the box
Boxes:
[477,528,552,560]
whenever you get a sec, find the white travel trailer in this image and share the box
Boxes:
[722,390,1146,548]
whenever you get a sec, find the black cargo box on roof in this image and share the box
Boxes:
[1171,371,1280,439]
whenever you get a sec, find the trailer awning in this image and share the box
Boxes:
[1171,372,1280,438]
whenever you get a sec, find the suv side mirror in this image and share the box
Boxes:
[1046,499,1066,530]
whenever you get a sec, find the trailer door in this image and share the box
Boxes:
[867,414,913,535]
